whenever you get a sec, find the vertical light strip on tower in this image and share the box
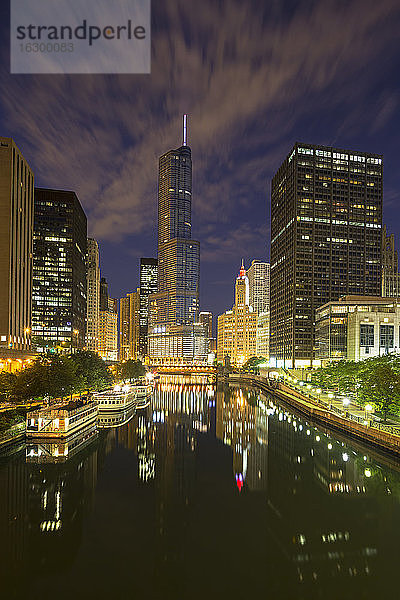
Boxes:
[183,114,188,146]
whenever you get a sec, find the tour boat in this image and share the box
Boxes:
[26,422,97,462]
[26,399,98,439]
[93,383,153,412]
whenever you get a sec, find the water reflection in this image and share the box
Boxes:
[0,377,400,598]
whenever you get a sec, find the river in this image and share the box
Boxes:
[1,376,399,599]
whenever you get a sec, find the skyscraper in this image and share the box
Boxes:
[120,289,140,360]
[32,188,87,353]
[139,258,158,357]
[381,225,400,297]
[0,137,34,352]
[98,277,118,362]
[217,263,257,366]
[270,143,383,368]
[148,116,206,362]
[86,238,100,352]
[247,260,270,314]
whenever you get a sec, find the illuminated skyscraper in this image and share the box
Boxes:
[139,258,158,357]
[32,188,87,353]
[98,276,118,361]
[0,137,34,352]
[149,116,206,362]
[86,238,100,352]
[120,289,140,360]
[270,143,382,368]
[217,262,257,366]
[247,260,270,314]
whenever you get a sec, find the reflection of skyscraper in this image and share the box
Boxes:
[216,384,268,492]
[139,258,158,357]
[148,117,206,363]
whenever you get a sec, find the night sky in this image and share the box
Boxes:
[1,0,400,324]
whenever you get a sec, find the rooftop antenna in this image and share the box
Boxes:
[183,114,188,146]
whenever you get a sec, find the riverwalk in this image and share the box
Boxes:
[227,373,400,458]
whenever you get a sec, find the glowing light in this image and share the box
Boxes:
[364,469,372,478]
[316,436,320,442]
[365,404,373,412]
[342,453,349,462]
[327,443,333,450]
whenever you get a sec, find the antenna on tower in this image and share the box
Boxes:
[183,114,188,146]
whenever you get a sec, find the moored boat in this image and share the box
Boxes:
[26,399,98,439]
[93,384,137,412]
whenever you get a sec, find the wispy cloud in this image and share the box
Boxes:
[1,0,400,266]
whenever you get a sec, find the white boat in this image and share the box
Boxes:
[93,385,136,412]
[132,383,153,398]
[26,399,98,439]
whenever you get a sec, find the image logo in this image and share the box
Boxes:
[10,0,151,74]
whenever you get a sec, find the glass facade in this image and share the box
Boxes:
[32,189,87,353]
[149,132,205,361]
[270,144,383,367]
[139,258,158,357]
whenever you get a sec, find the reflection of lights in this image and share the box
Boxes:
[114,385,121,392]
[364,469,372,478]
[342,453,349,462]
[342,398,350,407]
[235,473,244,492]
[365,404,373,412]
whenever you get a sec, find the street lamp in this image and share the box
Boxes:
[365,403,373,422]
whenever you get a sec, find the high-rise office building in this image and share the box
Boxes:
[199,311,213,355]
[32,188,87,353]
[247,260,270,314]
[120,289,140,360]
[199,311,212,339]
[148,116,206,362]
[86,238,100,352]
[98,278,118,362]
[381,226,400,297]
[0,137,34,353]
[139,258,158,357]
[256,312,270,360]
[217,263,257,366]
[270,143,383,368]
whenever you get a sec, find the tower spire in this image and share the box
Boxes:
[183,114,188,146]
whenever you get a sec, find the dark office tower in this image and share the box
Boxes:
[100,277,109,311]
[32,189,87,353]
[270,143,383,368]
[0,137,34,352]
[139,258,158,357]
[149,116,206,362]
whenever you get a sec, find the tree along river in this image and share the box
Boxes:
[1,375,400,599]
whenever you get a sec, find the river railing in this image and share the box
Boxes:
[226,373,400,456]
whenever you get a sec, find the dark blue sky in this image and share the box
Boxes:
[1,0,400,321]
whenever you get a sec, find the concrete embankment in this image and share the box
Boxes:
[227,374,400,459]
